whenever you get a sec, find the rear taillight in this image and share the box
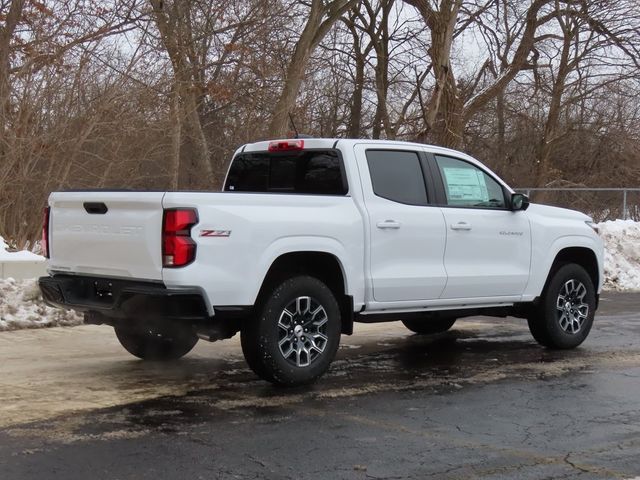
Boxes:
[42,207,50,258]
[268,139,304,152]
[162,208,198,268]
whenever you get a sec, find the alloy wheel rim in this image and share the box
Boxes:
[556,279,589,334]
[277,296,329,367]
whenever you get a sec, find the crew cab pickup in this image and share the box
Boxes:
[39,139,604,386]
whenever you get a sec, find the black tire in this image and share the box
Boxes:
[527,263,596,349]
[241,276,342,387]
[402,316,456,335]
[114,323,198,360]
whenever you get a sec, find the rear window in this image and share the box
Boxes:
[366,150,428,205]
[224,150,347,195]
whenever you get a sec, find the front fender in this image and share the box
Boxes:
[523,234,604,300]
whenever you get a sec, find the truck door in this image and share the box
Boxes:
[430,154,532,299]
[354,144,447,302]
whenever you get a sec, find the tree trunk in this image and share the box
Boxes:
[496,88,506,166]
[372,58,388,139]
[372,8,392,139]
[0,0,26,162]
[268,0,357,138]
[149,0,214,188]
[435,82,464,148]
[535,24,573,185]
[169,86,182,190]
[406,0,461,135]
[348,50,365,138]
[268,38,315,137]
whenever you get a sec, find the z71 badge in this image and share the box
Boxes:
[200,229,231,237]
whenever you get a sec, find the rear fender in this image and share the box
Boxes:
[251,236,364,306]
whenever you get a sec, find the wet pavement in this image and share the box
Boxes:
[1,292,640,479]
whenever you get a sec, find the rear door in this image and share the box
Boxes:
[355,145,447,302]
[430,154,531,299]
[48,191,165,280]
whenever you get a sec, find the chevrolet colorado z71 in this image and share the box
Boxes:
[39,139,604,386]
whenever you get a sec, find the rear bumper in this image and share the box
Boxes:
[39,274,209,322]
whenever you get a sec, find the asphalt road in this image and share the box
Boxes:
[1,292,640,479]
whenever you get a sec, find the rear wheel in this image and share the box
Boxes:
[527,263,596,349]
[241,276,342,386]
[114,323,198,360]
[402,316,456,335]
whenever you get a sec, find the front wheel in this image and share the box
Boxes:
[241,276,342,387]
[527,263,596,349]
[114,323,198,360]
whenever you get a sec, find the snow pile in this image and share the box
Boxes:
[0,236,73,331]
[598,220,640,291]
[0,236,45,262]
[0,277,82,331]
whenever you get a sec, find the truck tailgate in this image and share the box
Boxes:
[48,192,165,280]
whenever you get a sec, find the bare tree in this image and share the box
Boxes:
[268,0,358,137]
[342,4,374,138]
[406,0,558,147]
[533,0,640,183]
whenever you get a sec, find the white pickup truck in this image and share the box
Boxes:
[39,138,604,386]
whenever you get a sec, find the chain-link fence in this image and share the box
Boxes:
[514,188,640,222]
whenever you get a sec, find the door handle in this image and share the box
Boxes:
[377,220,401,229]
[450,222,472,231]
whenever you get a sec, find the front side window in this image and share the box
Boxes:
[224,150,347,195]
[435,155,506,208]
[366,150,428,205]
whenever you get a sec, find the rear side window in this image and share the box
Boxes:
[366,150,428,205]
[224,150,347,195]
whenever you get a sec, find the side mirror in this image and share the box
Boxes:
[511,193,530,211]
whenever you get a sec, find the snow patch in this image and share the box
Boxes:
[0,236,45,262]
[597,220,640,291]
[0,277,82,331]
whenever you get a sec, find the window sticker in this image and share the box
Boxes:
[442,167,489,203]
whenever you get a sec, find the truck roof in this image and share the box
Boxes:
[236,138,477,163]
[233,138,513,195]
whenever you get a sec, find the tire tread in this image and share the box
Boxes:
[527,263,595,349]
[241,275,342,386]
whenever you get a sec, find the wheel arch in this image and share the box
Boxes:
[550,247,599,289]
[537,246,600,306]
[255,251,354,335]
